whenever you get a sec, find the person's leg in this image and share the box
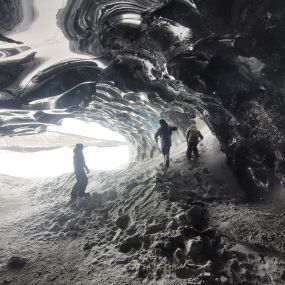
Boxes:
[71,183,78,199]
[165,145,170,167]
[77,172,88,197]
[81,174,88,196]
[71,172,80,198]
[186,143,193,162]
[193,142,199,158]
[165,153,170,167]
[186,144,190,162]
[162,146,166,164]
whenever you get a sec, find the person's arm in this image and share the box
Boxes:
[186,128,191,144]
[170,126,178,131]
[82,154,90,173]
[198,132,204,142]
[154,129,160,143]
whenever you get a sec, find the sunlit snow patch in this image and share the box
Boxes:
[0,119,129,178]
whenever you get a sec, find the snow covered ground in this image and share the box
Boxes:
[1,127,285,284]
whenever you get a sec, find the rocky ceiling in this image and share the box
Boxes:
[0,0,284,199]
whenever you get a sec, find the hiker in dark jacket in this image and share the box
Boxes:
[154,119,177,167]
[186,124,203,163]
[71,144,89,199]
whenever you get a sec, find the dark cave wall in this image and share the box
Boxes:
[193,0,285,197]
[143,0,285,198]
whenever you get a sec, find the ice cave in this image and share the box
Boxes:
[0,0,285,284]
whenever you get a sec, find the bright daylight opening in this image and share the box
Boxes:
[0,119,130,178]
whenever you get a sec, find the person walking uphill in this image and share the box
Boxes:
[186,124,203,163]
[154,119,177,167]
[71,144,90,199]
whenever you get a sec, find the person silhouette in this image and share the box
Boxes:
[71,144,90,199]
[154,119,177,167]
[186,124,203,163]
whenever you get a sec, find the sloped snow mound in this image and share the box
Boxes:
[1,141,285,284]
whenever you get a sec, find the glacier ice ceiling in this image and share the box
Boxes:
[0,0,284,198]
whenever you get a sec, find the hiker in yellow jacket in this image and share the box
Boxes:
[186,124,203,163]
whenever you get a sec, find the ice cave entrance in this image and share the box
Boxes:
[0,119,129,178]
